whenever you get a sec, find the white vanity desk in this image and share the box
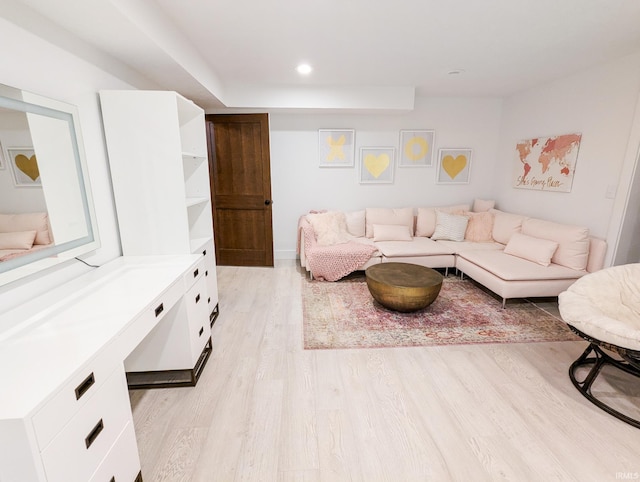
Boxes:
[0,255,209,482]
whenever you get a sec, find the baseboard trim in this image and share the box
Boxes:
[126,337,212,390]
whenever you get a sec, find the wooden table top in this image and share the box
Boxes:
[365,262,443,288]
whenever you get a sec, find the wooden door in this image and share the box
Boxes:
[206,113,274,266]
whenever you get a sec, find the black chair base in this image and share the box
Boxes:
[568,325,640,429]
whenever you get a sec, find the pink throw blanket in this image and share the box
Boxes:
[298,216,377,281]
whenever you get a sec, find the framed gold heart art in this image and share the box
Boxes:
[6,147,42,187]
[436,148,472,184]
[359,147,395,184]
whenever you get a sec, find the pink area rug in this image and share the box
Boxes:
[302,273,579,350]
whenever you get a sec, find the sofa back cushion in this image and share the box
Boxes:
[415,204,471,237]
[344,210,366,237]
[365,207,414,238]
[490,209,527,245]
[521,218,590,271]
[0,212,52,245]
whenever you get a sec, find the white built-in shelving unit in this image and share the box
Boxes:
[99,90,219,384]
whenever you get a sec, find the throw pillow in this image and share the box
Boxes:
[464,211,494,242]
[472,199,496,212]
[431,211,469,242]
[307,211,352,246]
[0,230,37,250]
[373,224,412,241]
[504,232,559,267]
[415,204,471,237]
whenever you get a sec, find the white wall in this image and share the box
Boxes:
[269,97,503,258]
[0,16,133,311]
[495,52,640,265]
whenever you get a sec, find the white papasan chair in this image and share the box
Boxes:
[558,263,640,428]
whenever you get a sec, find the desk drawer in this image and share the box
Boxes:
[32,347,120,450]
[89,422,140,482]
[41,369,132,482]
[183,257,206,291]
[186,276,210,358]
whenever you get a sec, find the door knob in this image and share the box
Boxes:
[265,199,272,206]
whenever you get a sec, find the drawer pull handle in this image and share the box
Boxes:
[193,268,199,278]
[85,419,104,449]
[205,270,209,276]
[75,372,95,400]
[155,303,164,317]
[208,297,211,304]
[202,249,207,256]
[199,326,204,337]
[195,293,201,303]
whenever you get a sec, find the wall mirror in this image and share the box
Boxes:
[0,83,99,286]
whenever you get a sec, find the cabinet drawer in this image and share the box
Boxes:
[32,347,120,450]
[41,369,132,482]
[186,276,210,357]
[183,257,205,291]
[201,239,218,307]
[89,422,140,482]
[151,277,184,324]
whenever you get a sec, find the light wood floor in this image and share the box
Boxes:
[130,260,640,481]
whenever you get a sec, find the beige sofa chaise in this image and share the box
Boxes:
[298,202,607,307]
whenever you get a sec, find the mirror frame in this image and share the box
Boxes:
[0,83,100,286]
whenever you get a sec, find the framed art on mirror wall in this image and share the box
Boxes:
[6,147,41,187]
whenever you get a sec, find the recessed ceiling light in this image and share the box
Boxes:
[297,63,312,75]
[447,69,465,75]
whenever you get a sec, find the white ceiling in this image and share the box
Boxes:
[10,0,640,111]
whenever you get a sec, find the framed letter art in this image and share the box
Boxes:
[318,129,355,167]
[360,147,395,184]
[436,148,472,184]
[398,130,435,167]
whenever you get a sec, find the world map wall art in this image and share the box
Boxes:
[514,133,582,193]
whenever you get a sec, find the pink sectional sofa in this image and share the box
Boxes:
[298,202,607,307]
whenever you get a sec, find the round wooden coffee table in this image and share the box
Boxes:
[365,262,444,312]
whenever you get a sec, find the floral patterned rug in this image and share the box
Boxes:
[302,273,579,350]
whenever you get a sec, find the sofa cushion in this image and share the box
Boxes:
[504,232,559,267]
[365,207,414,238]
[521,218,589,271]
[373,224,412,241]
[415,204,471,237]
[375,237,453,257]
[431,211,469,242]
[344,210,366,237]
[307,211,352,246]
[436,240,503,255]
[0,230,37,250]
[490,209,527,245]
[472,199,496,212]
[464,211,494,242]
[458,250,586,281]
[0,212,51,245]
